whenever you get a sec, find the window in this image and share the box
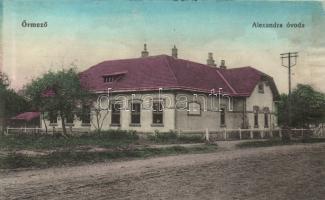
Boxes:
[253,106,259,128]
[82,105,91,124]
[103,76,115,83]
[264,107,269,128]
[49,112,57,124]
[220,108,226,126]
[258,82,264,93]
[152,102,163,124]
[102,71,127,83]
[111,103,121,125]
[188,102,201,115]
[264,113,269,128]
[131,103,141,124]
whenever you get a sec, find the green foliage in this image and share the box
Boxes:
[24,68,91,135]
[0,72,10,89]
[149,130,204,143]
[277,84,325,127]
[0,131,138,151]
[0,153,37,169]
[178,135,204,143]
[0,144,217,169]
[155,130,178,141]
[88,130,139,140]
[237,138,325,149]
[1,88,31,116]
[0,72,31,131]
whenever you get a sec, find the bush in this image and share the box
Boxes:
[281,130,291,144]
[89,129,139,140]
[0,153,37,169]
[178,135,204,143]
[149,130,204,143]
[156,130,178,141]
[149,130,177,143]
[0,130,139,151]
[237,139,284,148]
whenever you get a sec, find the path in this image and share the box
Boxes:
[1,143,325,200]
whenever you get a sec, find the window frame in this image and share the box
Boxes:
[151,101,164,126]
[253,106,259,128]
[187,102,201,116]
[103,76,115,83]
[258,82,264,93]
[111,102,121,126]
[263,107,270,128]
[264,113,269,128]
[220,108,226,127]
[130,102,141,126]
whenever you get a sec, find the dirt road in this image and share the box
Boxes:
[1,143,325,200]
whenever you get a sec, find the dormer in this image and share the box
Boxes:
[102,71,127,83]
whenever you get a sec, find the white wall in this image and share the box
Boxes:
[246,81,277,129]
[41,85,278,133]
[175,92,245,131]
[42,92,176,133]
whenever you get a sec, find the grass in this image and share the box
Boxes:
[0,144,218,169]
[0,130,139,151]
[0,130,217,169]
[237,137,325,148]
[148,130,204,144]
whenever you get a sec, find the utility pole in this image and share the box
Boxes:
[281,52,298,126]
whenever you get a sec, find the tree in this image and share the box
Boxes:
[277,84,325,128]
[24,68,91,137]
[0,72,30,133]
[91,105,109,134]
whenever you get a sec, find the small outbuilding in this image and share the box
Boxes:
[10,112,41,128]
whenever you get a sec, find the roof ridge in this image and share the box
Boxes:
[84,55,169,72]
[216,70,237,94]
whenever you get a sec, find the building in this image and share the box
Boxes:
[9,112,41,128]
[42,45,279,133]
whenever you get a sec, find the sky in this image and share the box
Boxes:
[1,0,325,93]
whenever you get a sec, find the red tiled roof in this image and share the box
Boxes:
[11,112,40,122]
[79,55,279,98]
[219,66,279,98]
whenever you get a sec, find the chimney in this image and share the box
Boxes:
[171,45,178,58]
[207,52,216,67]
[220,60,227,69]
[141,43,149,58]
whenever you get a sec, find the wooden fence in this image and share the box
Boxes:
[176,128,315,141]
[4,127,320,141]
[5,127,91,135]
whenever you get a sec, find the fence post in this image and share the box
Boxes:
[279,129,282,138]
[239,128,242,140]
[177,128,181,137]
[250,130,253,139]
[205,128,209,141]
[301,129,304,137]
[224,128,227,140]
[270,129,273,138]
